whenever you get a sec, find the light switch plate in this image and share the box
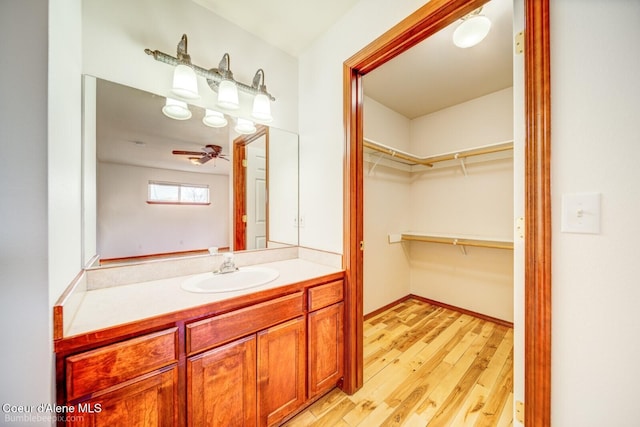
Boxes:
[561,192,601,234]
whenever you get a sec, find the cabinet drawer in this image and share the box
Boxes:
[187,292,304,355]
[66,328,178,401]
[308,280,344,312]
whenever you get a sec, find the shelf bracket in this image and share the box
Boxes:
[452,239,467,255]
[368,152,385,175]
[455,153,468,177]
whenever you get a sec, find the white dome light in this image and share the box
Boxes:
[453,15,492,48]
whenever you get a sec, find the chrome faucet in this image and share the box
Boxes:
[216,253,238,274]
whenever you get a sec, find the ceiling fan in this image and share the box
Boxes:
[172,144,229,165]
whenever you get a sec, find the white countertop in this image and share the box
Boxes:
[66,258,342,337]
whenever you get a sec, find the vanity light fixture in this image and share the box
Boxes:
[234,117,257,135]
[162,98,192,120]
[170,35,199,99]
[251,69,272,122]
[202,109,228,128]
[452,7,492,48]
[145,34,275,120]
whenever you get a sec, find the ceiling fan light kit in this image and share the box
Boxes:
[172,144,229,165]
[453,8,492,48]
[145,34,275,134]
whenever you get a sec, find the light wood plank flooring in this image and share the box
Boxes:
[284,298,513,426]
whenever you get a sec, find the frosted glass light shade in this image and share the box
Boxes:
[162,98,192,120]
[202,109,228,128]
[251,93,273,122]
[235,118,256,135]
[217,79,239,110]
[453,15,491,48]
[171,64,199,99]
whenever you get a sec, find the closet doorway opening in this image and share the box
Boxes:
[342,0,551,425]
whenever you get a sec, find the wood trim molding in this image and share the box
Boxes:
[233,125,269,252]
[343,0,551,423]
[524,1,552,426]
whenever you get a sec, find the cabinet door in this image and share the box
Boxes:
[187,335,257,427]
[68,365,178,426]
[308,302,344,398]
[257,317,306,427]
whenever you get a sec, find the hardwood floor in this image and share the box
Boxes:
[284,298,513,426]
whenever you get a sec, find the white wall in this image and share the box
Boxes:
[0,0,81,422]
[97,162,229,259]
[550,2,640,426]
[82,0,298,133]
[363,97,412,314]
[298,0,428,253]
[408,88,514,322]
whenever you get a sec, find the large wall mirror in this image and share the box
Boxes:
[82,75,299,267]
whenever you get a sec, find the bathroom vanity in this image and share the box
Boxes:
[54,257,345,426]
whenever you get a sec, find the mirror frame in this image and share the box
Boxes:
[343,0,552,425]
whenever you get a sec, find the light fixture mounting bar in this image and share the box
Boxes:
[144,37,275,101]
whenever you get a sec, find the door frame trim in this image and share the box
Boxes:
[342,0,551,424]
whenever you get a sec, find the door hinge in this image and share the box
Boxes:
[242,159,247,167]
[242,214,247,223]
[516,400,525,424]
[515,31,524,55]
[360,241,364,251]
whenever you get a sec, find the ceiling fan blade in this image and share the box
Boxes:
[197,156,212,164]
[172,150,206,156]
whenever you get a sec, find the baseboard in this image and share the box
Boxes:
[365,294,513,328]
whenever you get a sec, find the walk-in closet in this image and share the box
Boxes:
[360,0,514,327]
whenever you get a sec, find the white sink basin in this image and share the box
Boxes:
[180,267,280,293]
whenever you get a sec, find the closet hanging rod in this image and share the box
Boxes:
[364,138,513,167]
[401,233,514,250]
[363,140,429,166]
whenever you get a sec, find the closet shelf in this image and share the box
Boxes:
[364,138,513,168]
[400,232,514,251]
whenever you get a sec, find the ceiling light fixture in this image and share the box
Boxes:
[145,34,275,120]
[453,8,492,48]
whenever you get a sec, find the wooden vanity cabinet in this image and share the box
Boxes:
[257,316,306,426]
[307,280,345,398]
[187,335,257,427]
[57,275,345,427]
[186,292,306,427]
[63,328,179,426]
